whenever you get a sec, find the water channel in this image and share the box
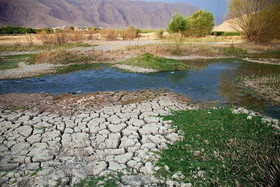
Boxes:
[0,59,279,119]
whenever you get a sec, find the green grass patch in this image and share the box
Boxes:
[249,50,280,59]
[156,108,279,186]
[221,44,247,56]
[0,43,92,52]
[56,63,104,74]
[0,54,34,70]
[74,173,123,187]
[139,29,157,34]
[118,53,188,71]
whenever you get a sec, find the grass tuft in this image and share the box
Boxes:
[29,49,106,64]
[0,54,34,70]
[118,53,188,71]
[221,44,248,56]
[156,108,279,186]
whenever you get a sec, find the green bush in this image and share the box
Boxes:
[168,14,190,33]
[211,31,240,36]
[189,10,214,36]
[0,26,36,34]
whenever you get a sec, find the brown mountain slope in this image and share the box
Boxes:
[0,0,198,29]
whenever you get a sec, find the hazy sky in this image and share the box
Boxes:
[144,0,228,24]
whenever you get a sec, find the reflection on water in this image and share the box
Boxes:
[0,60,279,118]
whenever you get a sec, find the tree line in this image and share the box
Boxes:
[167,10,214,37]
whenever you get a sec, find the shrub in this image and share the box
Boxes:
[167,13,190,34]
[103,28,118,41]
[227,0,280,43]
[156,29,165,39]
[122,26,139,40]
[0,26,36,35]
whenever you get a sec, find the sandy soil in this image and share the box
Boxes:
[0,62,59,79]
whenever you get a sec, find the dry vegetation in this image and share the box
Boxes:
[29,49,109,64]
[227,0,280,43]
[36,31,99,45]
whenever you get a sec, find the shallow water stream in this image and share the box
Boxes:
[0,59,279,118]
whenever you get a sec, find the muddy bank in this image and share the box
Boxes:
[0,89,192,115]
[242,76,280,106]
[0,90,194,186]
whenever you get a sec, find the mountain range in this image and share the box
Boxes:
[0,0,198,29]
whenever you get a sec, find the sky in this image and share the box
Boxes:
[143,0,228,24]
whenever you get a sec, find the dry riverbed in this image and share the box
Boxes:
[0,90,196,186]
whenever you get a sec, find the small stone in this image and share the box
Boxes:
[71,133,90,148]
[140,162,154,175]
[27,134,41,144]
[92,161,107,175]
[108,115,122,125]
[108,123,126,133]
[247,116,253,120]
[0,163,19,171]
[17,126,33,137]
[127,160,137,168]
[104,148,125,155]
[32,150,54,162]
[64,128,74,134]
[108,162,126,171]
[114,153,133,164]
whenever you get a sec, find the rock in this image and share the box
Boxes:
[127,160,138,168]
[114,153,133,164]
[105,133,121,149]
[64,128,74,134]
[139,124,159,135]
[108,123,126,133]
[0,145,8,152]
[104,148,125,155]
[42,130,61,141]
[24,163,40,170]
[108,115,122,125]
[122,125,138,136]
[247,115,253,120]
[166,133,180,142]
[128,118,145,127]
[17,126,33,137]
[27,134,41,144]
[140,162,154,175]
[71,133,90,148]
[141,143,156,150]
[0,163,19,171]
[92,161,107,175]
[108,162,126,171]
[61,134,72,147]
[11,142,31,153]
[120,137,136,148]
[28,143,54,162]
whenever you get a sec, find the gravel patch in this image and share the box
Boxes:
[0,62,58,80]
[114,64,157,73]
[243,58,280,65]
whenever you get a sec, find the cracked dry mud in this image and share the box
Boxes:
[0,94,196,186]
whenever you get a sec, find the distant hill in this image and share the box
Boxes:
[213,19,240,32]
[0,0,198,29]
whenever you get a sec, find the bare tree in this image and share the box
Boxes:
[227,0,280,43]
